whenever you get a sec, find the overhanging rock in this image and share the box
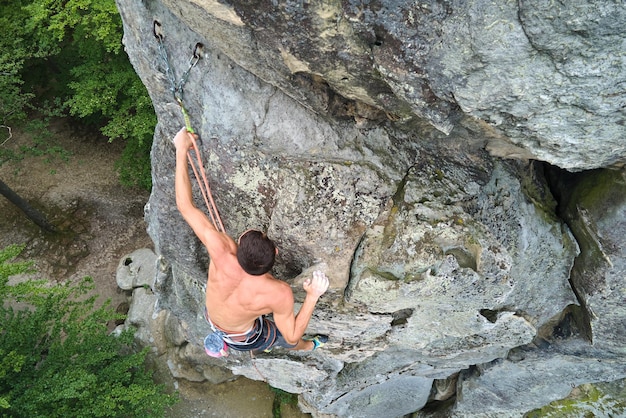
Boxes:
[115,0,626,416]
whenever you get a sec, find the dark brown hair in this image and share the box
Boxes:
[236,230,276,275]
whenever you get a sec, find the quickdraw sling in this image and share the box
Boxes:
[153,21,225,233]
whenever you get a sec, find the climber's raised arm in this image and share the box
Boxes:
[271,270,329,346]
[174,128,235,260]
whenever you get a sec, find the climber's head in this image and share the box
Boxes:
[236,229,277,275]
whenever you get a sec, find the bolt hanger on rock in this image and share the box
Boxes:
[153,20,204,134]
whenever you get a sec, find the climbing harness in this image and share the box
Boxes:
[153,20,225,233]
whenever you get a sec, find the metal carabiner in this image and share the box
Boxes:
[153,20,164,41]
[189,43,204,67]
[193,43,204,59]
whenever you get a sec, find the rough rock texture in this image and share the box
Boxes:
[452,340,626,417]
[114,0,626,416]
[116,248,157,290]
[551,168,626,355]
[129,0,625,172]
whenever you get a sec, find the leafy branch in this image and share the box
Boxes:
[0,244,178,416]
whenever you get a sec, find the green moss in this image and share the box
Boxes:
[519,163,558,221]
[443,247,477,271]
[380,205,400,250]
[402,271,425,283]
[566,170,626,215]
[269,386,299,418]
[558,169,625,300]
[524,383,626,417]
[368,267,401,281]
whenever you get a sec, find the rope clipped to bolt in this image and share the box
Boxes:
[154,21,225,233]
[155,24,267,382]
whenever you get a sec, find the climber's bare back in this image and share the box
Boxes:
[204,236,293,333]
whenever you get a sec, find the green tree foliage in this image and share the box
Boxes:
[0,0,155,189]
[0,1,37,126]
[270,386,299,418]
[0,244,177,416]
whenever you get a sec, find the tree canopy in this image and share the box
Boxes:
[0,0,155,189]
[0,244,177,416]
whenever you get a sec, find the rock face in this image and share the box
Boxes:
[114,0,626,417]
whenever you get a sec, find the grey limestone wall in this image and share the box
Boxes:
[115,1,626,416]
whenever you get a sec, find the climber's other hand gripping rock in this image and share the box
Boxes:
[303,270,329,299]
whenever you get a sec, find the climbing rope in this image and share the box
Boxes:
[249,351,268,383]
[153,21,225,233]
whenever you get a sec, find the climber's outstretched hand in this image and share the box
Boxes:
[173,127,197,151]
[303,270,329,299]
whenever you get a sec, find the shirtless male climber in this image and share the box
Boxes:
[174,127,329,356]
